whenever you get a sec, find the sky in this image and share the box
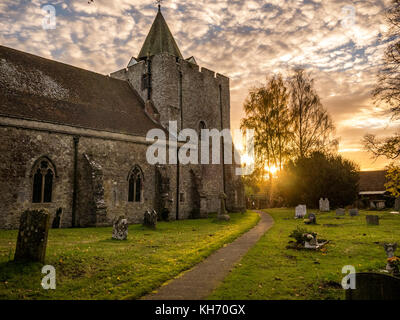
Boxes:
[0,0,398,171]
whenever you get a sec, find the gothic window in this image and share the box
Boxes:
[128,166,143,203]
[32,159,55,203]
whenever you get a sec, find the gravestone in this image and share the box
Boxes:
[143,210,157,228]
[14,209,50,264]
[336,208,345,216]
[51,208,62,229]
[218,192,230,221]
[295,205,307,218]
[112,216,128,240]
[395,198,400,211]
[366,215,379,225]
[345,273,400,300]
[384,243,398,273]
[304,234,318,248]
[305,213,317,225]
[319,198,330,212]
[349,208,359,216]
[161,208,170,222]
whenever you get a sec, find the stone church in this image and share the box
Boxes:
[0,7,245,229]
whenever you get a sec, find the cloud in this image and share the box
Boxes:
[0,0,396,170]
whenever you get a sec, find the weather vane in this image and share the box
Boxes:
[156,0,163,11]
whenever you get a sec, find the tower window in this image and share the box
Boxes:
[32,159,55,203]
[128,166,144,203]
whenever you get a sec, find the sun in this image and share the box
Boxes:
[264,164,278,176]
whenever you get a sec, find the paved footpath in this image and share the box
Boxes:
[143,210,274,300]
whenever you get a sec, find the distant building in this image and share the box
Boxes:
[358,170,393,209]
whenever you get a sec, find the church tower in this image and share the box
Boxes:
[110,5,230,133]
[111,5,245,216]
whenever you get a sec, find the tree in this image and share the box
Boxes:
[289,69,338,158]
[241,74,292,176]
[373,0,400,116]
[385,164,400,197]
[277,152,359,208]
[364,1,400,158]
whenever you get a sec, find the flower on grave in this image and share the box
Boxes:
[388,256,400,266]
[306,234,314,240]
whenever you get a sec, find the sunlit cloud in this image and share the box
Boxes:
[0,0,396,170]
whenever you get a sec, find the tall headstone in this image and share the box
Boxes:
[218,192,230,221]
[319,198,330,212]
[143,210,157,229]
[295,205,307,218]
[384,243,398,273]
[112,216,128,240]
[51,208,62,229]
[395,198,400,211]
[14,209,50,264]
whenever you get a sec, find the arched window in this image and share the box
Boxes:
[32,158,55,203]
[128,166,143,203]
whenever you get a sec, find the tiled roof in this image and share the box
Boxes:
[138,10,183,60]
[0,45,163,136]
[359,170,387,192]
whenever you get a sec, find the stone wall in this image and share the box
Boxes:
[0,117,190,229]
[111,53,232,214]
[0,125,74,229]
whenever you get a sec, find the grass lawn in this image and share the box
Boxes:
[0,212,259,300]
[209,208,400,300]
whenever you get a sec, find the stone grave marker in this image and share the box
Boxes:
[112,216,128,240]
[336,208,345,216]
[295,205,307,218]
[305,213,317,225]
[384,243,398,273]
[319,198,330,212]
[51,208,62,229]
[345,273,400,300]
[14,209,50,264]
[218,192,230,221]
[143,210,157,229]
[349,208,359,216]
[395,198,400,211]
[366,215,379,225]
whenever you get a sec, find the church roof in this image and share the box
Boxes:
[137,9,183,60]
[0,45,163,136]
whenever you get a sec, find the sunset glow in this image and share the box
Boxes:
[0,0,396,170]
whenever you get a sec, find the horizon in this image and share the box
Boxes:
[0,0,396,170]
